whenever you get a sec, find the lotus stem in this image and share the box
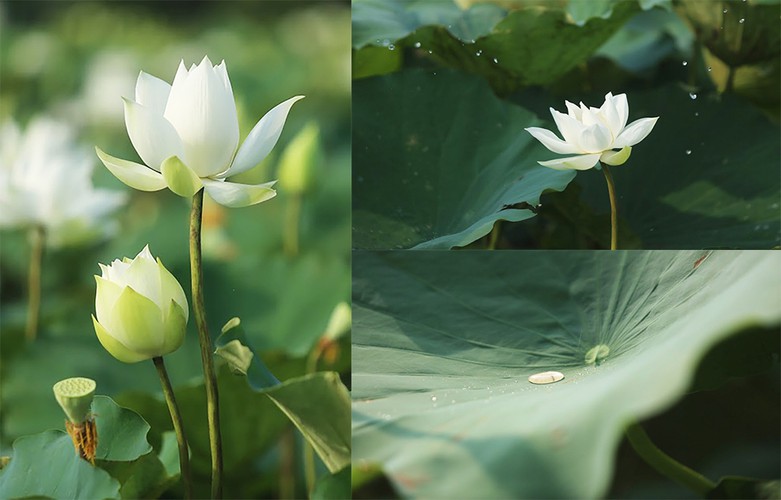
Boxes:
[189,189,223,499]
[625,422,715,496]
[25,225,45,342]
[153,356,193,499]
[487,221,501,250]
[303,345,324,495]
[284,193,302,257]
[279,427,296,499]
[600,162,618,250]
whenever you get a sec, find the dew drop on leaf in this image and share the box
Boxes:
[528,371,564,385]
[682,61,688,66]
[739,18,745,23]
[431,396,437,402]
[686,150,692,155]
[414,41,421,48]
[689,92,697,100]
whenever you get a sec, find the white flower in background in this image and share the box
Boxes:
[93,245,188,363]
[96,56,304,207]
[525,92,658,171]
[0,118,127,247]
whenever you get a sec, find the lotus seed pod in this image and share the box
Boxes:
[528,371,565,385]
[277,122,320,195]
[53,377,96,423]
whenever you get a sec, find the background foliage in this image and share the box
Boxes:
[0,1,350,498]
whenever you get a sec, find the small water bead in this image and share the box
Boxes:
[686,149,692,155]
[388,44,396,51]
[723,8,728,13]
[689,92,698,100]
[528,371,565,385]
[414,41,421,48]
[739,18,745,23]
[476,49,483,56]
[492,57,499,64]
[682,61,688,66]
[707,67,712,72]
[694,112,700,117]
[431,396,437,402]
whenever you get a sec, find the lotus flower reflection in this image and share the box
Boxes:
[525,92,658,171]
[96,56,303,207]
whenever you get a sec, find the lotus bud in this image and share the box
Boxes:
[92,245,188,363]
[278,122,321,195]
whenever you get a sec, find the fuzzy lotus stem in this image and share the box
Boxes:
[600,162,618,250]
[303,344,326,494]
[153,356,193,499]
[284,193,302,257]
[189,188,223,499]
[625,422,715,496]
[25,225,44,342]
[487,221,501,250]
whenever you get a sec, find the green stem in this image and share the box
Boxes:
[600,163,618,250]
[284,193,302,257]
[279,427,296,499]
[153,356,193,500]
[625,422,715,496]
[487,221,501,250]
[25,225,44,342]
[190,189,223,499]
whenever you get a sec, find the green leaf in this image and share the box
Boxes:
[353,0,638,92]
[707,476,781,499]
[353,68,575,249]
[571,87,780,248]
[217,319,351,473]
[352,251,781,498]
[0,430,121,499]
[94,395,153,461]
[311,466,351,500]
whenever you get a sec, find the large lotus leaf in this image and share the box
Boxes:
[353,0,639,92]
[353,69,575,249]
[567,86,780,248]
[352,250,781,498]
[0,430,120,499]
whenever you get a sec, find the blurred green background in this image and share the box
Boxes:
[0,1,350,498]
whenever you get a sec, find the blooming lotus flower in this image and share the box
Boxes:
[525,92,658,171]
[92,245,188,363]
[0,118,126,246]
[96,56,304,207]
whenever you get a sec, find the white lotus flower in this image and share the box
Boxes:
[96,56,304,207]
[92,245,188,363]
[525,92,658,171]
[0,118,126,246]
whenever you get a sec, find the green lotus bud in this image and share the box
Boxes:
[277,122,321,195]
[92,245,188,363]
[53,377,96,424]
[323,302,351,341]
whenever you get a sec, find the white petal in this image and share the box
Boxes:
[123,98,184,170]
[538,153,601,171]
[613,117,658,148]
[215,60,233,94]
[95,147,167,191]
[612,93,629,132]
[202,178,276,208]
[135,72,171,113]
[163,57,239,177]
[524,127,580,154]
[579,123,612,153]
[550,108,585,152]
[225,95,305,177]
[600,93,622,139]
[565,101,582,120]
[170,60,189,90]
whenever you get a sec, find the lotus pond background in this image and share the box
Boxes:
[0,1,350,498]
[352,0,781,250]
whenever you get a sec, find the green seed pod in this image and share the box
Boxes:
[53,377,96,424]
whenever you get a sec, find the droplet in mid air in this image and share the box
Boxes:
[528,371,565,385]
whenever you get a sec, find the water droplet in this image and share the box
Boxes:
[388,44,395,51]
[427,50,433,54]
[682,61,688,66]
[685,149,692,155]
[694,112,700,117]
[723,8,728,13]
[475,50,483,56]
[707,66,712,72]
[414,41,421,48]
[739,18,745,23]
[689,92,697,100]
[431,396,437,402]
[492,57,499,64]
